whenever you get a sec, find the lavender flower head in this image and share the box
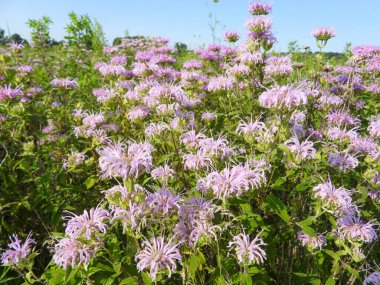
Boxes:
[183,152,212,171]
[201,112,217,122]
[333,215,377,244]
[313,179,353,213]
[364,271,380,285]
[312,27,336,42]
[64,206,109,240]
[239,50,263,65]
[368,116,380,138]
[327,126,358,141]
[145,122,168,137]
[352,45,380,58]
[183,59,203,70]
[264,55,293,78]
[1,233,35,265]
[228,231,266,265]
[144,189,181,217]
[111,203,141,231]
[53,238,95,269]
[327,151,359,173]
[151,165,176,183]
[326,110,359,127]
[297,231,326,251]
[97,141,153,180]
[248,2,272,15]
[92,88,118,102]
[236,117,274,144]
[0,84,23,100]
[50,78,78,89]
[349,136,378,158]
[127,106,151,121]
[62,151,87,169]
[9,41,24,51]
[207,75,236,92]
[284,136,316,161]
[135,236,182,280]
[259,85,307,110]
[245,16,272,34]
[174,198,220,245]
[199,163,266,199]
[224,31,240,43]
[82,112,105,128]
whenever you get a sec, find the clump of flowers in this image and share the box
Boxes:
[62,151,87,169]
[174,198,220,245]
[245,16,272,34]
[1,233,35,266]
[364,271,380,285]
[284,136,316,161]
[297,231,326,252]
[248,2,272,15]
[264,55,293,78]
[312,27,336,49]
[312,27,336,41]
[333,215,377,244]
[50,78,78,89]
[151,164,176,183]
[97,141,153,179]
[135,236,182,280]
[53,238,96,269]
[327,151,359,173]
[224,31,240,43]
[198,163,267,199]
[64,206,110,240]
[313,179,353,213]
[228,230,266,265]
[259,85,307,110]
[2,1,380,284]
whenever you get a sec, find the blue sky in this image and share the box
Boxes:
[0,0,379,52]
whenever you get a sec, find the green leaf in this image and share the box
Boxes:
[84,175,97,189]
[240,203,252,214]
[264,194,291,224]
[240,272,253,285]
[271,177,286,190]
[309,279,322,285]
[326,276,335,285]
[141,272,152,285]
[297,216,317,236]
[188,254,199,279]
[278,144,294,162]
[293,181,312,192]
[64,266,80,284]
[346,265,361,281]
[113,262,121,274]
[325,250,346,261]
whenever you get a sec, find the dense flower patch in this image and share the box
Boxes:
[0,2,379,284]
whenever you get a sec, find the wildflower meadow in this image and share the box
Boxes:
[0,2,379,284]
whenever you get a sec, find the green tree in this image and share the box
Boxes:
[27,16,52,47]
[91,19,107,51]
[9,33,26,45]
[65,12,93,48]
[113,37,122,46]
[0,28,6,45]
[287,40,300,53]
[174,42,188,54]
[65,12,106,50]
